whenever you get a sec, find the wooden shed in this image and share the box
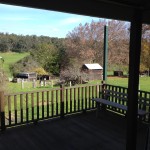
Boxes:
[81,63,103,80]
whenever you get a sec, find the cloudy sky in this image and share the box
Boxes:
[0,4,101,38]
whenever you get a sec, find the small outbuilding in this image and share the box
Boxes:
[13,72,37,82]
[81,63,103,80]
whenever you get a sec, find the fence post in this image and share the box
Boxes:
[60,84,65,118]
[0,91,6,131]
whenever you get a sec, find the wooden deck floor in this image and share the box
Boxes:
[0,111,149,150]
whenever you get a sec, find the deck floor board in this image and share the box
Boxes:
[0,111,149,150]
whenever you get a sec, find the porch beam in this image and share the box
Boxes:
[126,9,142,150]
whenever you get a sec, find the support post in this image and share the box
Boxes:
[0,91,6,131]
[103,25,108,81]
[60,84,64,118]
[126,9,142,150]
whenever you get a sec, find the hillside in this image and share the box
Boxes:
[0,52,29,77]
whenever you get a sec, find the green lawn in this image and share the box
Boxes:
[0,52,29,77]
[7,80,58,94]
[5,76,150,94]
[107,77,150,92]
[89,76,150,92]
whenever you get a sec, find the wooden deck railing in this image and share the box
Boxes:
[0,83,101,131]
[103,84,150,122]
[0,83,150,131]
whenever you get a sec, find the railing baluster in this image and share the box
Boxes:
[123,88,126,115]
[14,95,17,124]
[143,92,147,121]
[148,93,150,122]
[31,93,34,121]
[139,91,142,110]
[20,94,23,123]
[92,86,94,109]
[82,87,84,111]
[78,87,80,111]
[85,86,87,110]
[26,93,29,123]
[89,86,91,109]
[47,91,49,118]
[8,96,11,126]
[60,84,64,118]
[70,88,72,113]
[66,89,68,114]
[0,91,5,131]
[119,87,122,113]
[42,91,44,119]
[56,90,58,116]
[37,92,39,120]
[74,88,76,112]
[51,90,54,117]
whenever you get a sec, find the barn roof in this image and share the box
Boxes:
[84,63,103,70]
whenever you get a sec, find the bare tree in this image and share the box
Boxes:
[60,64,88,86]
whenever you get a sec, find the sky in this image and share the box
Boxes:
[0,4,101,38]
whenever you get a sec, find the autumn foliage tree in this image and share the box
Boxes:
[140,24,150,72]
[65,20,129,73]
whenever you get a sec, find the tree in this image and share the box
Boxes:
[65,20,129,72]
[33,67,48,76]
[10,55,39,76]
[107,20,129,70]
[0,57,7,91]
[140,24,150,72]
[30,43,60,75]
[60,65,88,86]
[141,40,150,72]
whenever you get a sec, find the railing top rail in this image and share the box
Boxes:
[65,83,102,90]
[104,84,128,90]
[105,84,150,95]
[4,87,61,96]
[138,89,150,94]
[4,83,102,96]
[104,89,128,96]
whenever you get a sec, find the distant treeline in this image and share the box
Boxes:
[1,20,150,77]
[0,32,65,53]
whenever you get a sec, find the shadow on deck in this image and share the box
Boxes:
[0,111,149,150]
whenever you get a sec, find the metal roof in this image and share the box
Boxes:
[0,0,150,24]
[84,63,103,70]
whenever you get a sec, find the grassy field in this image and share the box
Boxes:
[7,80,58,94]
[0,52,149,93]
[89,76,150,92]
[107,76,150,92]
[5,76,150,94]
[0,52,29,77]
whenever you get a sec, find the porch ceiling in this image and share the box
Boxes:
[0,0,150,24]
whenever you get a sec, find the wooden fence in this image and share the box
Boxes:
[0,83,150,131]
[0,84,101,131]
